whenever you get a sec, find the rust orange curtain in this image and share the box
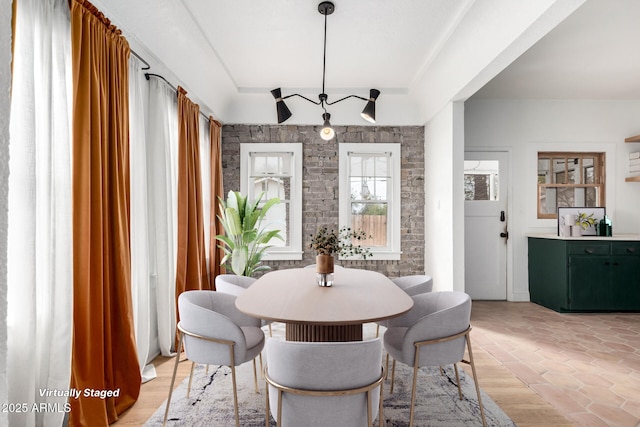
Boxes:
[11,0,16,79]
[69,0,141,425]
[176,86,208,306]
[209,117,226,288]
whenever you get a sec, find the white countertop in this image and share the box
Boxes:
[526,233,640,241]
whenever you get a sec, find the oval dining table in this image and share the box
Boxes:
[235,267,414,342]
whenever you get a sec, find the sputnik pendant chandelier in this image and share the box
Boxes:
[270,1,380,141]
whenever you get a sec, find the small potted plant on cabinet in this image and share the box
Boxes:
[309,226,372,286]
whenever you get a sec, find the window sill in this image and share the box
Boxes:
[339,251,402,261]
[263,251,304,261]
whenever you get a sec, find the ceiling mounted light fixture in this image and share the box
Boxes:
[270,1,380,140]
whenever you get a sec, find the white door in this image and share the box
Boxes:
[464,151,509,300]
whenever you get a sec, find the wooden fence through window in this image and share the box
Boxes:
[351,215,387,246]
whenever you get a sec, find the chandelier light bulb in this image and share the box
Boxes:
[320,113,335,140]
[320,126,335,141]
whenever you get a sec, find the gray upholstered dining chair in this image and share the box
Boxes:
[214,273,257,296]
[383,291,486,427]
[215,273,272,336]
[377,274,433,337]
[391,274,433,296]
[264,338,385,427]
[162,290,265,427]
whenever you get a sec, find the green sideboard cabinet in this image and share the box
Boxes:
[528,236,640,312]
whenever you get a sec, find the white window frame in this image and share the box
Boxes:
[240,143,303,260]
[339,143,402,260]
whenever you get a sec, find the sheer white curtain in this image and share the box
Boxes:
[199,116,212,273]
[7,1,73,426]
[146,76,179,355]
[129,55,157,381]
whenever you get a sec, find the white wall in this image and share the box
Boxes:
[465,98,640,300]
[424,102,466,292]
[0,0,12,420]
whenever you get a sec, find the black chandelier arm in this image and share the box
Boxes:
[324,94,368,106]
[281,93,322,106]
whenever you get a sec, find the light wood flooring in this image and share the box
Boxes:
[114,301,640,426]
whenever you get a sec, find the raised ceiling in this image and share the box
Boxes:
[473,0,640,100]
[87,0,639,125]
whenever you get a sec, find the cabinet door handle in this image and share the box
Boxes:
[627,247,637,253]
[604,261,610,265]
[585,249,594,254]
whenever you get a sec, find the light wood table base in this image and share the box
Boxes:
[285,323,363,342]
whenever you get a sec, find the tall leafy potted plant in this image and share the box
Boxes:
[216,191,282,276]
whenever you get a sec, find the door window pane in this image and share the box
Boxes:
[464,160,499,201]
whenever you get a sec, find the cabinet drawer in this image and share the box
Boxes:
[567,242,610,255]
[611,242,640,255]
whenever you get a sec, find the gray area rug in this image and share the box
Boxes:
[146,324,516,427]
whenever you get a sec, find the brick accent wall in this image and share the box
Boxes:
[221,124,425,278]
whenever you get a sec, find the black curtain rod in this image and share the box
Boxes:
[130,49,150,70]
[145,73,177,92]
[145,73,215,123]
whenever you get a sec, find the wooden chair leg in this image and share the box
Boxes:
[265,373,270,427]
[268,323,273,337]
[162,333,184,427]
[379,374,384,427]
[277,389,284,427]
[390,358,396,394]
[385,353,389,380]
[466,334,487,427]
[453,363,463,400]
[409,364,419,427]
[186,362,195,398]
[230,364,240,427]
[376,324,380,338]
[259,352,264,378]
[253,358,259,393]
[366,389,373,427]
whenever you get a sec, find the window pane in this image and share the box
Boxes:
[540,186,600,214]
[252,177,291,247]
[256,176,290,201]
[349,155,389,177]
[464,160,499,201]
[350,177,388,201]
[586,187,597,206]
[583,158,595,184]
[552,158,565,183]
[539,187,556,214]
[351,203,387,247]
[538,158,550,183]
[250,153,291,176]
[557,186,575,206]
[262,201,289,247]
